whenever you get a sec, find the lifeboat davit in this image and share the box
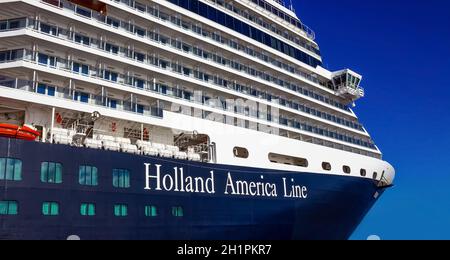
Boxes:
[0,123,40,141]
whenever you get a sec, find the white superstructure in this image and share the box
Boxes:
[0,0,395,185]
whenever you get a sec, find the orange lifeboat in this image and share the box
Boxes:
[0,123,41,141]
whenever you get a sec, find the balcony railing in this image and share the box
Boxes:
[0,16,365,133]
[38,0,338,106]
[0,75,164,118]
[0,49,376,151]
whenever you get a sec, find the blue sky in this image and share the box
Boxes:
[293,0,450,239]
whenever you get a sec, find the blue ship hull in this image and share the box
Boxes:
[0,137,384,240]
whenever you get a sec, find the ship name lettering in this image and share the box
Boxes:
[224,173,277,197]
[144,163,215,194]
[283,178,308,199]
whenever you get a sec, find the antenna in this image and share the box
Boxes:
[289,0,295,12]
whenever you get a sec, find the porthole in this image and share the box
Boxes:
[343,166,351,174]
[233,147,249,159]
[360,169,367,177]
[373,172,378,180]
[322,162,332,171]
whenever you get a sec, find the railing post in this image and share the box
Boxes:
[34,13,39,31]
[130,93,135,111]
[32,70,37,92]
[32,42,38,62]
[102,86,105,106]
[50,107,55,144]
[69,78,73,97]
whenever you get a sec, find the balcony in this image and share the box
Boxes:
[0,53,376,151]
[0,75,164,119]
[0,17,364,130]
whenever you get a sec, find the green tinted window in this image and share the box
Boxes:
[8,201,18,215]
[172,206,184,217]
[42,202,59,216]
[114,204,128,217]
[41,162,63,184]
[80,203,96,216]
[5,159,14,180]
[145,205,158,217]
[92,167,98,185]
[79,165,98,186]
[113,169,130,188]
[0,158,22,181]
[0,158,5,179]
[42,202,58,216]
[0,201,18,215]
[0,201,6,215]
[13,159,21,180]
[55,163,62,183]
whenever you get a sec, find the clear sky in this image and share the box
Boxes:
[292,0,450,239]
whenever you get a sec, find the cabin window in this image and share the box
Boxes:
[74,34,90,46]
[268,153,308,168]
[42,202,59,216]
[80,203,96,216]
[373,172,378,180]
[135,26,145,37]
[135,52,145,62]
[172,206,184,217]
[74,91,89,103]
[0,201,18,215]
[76,6,92,18]
[360,169,367,177]
[106,17,119,28]
[79,165,98,186]
[40,23,57,36]
[109,99,117,109]
[103,70,118,82]
[233,147,249,159]
[37,83,56,96]
[72,62,89,75]
[0,21,5,31]
[41,162,63,184]
[343,166,351,174]
[136,104,144,114]
[322,162,332,171]
[47,86,55,96]
[113,169,130,188]
[134,78,145,89]
[37,53,56,66]
[105,43,119,54]
[145,205,158,217]
[0,158,22,181]
[114,204,128,217]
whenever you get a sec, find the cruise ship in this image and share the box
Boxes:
[0,0,395,240]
